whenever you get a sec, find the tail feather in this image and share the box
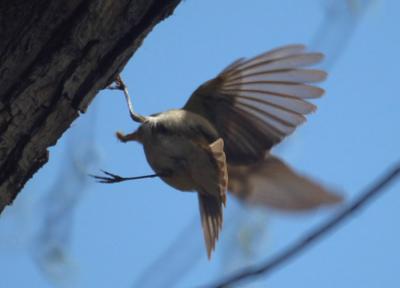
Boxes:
[198,194,224,259]
[195,138,228,258]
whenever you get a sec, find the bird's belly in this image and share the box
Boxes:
[143,135,198,192]
[160,174,194,191]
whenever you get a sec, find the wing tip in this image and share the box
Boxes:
[315,70,328,82]
[322,190,345,205]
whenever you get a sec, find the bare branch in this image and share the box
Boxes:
[206,162,400,288]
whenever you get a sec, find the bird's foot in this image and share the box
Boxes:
[116,131,127,142]
[90,170,126,184]
[115,131,139,142]
[106,75,125,91]
[90,170,163,184]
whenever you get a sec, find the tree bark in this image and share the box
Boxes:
[0,0,181,213]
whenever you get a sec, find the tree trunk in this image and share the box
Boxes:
[0,0,181,213]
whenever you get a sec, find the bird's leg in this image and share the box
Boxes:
[115,131,139,143]
[108,75,146,123]
[90,170,164,184]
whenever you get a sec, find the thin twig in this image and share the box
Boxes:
[206,162,400,288]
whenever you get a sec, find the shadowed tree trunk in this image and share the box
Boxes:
[0,0,181,213]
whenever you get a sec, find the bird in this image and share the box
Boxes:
[94,44,343,259]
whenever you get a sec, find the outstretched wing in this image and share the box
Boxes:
[228,156,343,211]
[184,44,326,165]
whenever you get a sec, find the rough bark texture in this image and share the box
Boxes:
[0,0,181,213]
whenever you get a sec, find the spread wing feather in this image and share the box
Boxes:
[184,44,326,165]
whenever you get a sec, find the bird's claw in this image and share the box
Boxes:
[90,170,125,184]
[106,75,125,91]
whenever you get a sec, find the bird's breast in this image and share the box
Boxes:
[142,133,198,191]
[139,110,219,192]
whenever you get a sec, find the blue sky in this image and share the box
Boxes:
[1,0,400,287]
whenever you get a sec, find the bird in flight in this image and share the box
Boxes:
[94,44,342,259]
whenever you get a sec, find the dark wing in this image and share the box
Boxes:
[228,156,343,211]
[183,44,326,165]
